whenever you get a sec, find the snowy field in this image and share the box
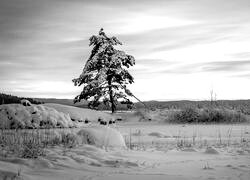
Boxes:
[0,104,250,180]
[0,123,250,180]
[116,122,250,148]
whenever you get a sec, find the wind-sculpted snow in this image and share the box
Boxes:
[44,103,114,123]
[0,123,250,180]
[0,104,74,129]
[77,126,126,149]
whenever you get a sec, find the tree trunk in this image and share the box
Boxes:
[108,79,115,113]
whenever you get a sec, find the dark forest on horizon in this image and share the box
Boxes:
[1,93,250,114]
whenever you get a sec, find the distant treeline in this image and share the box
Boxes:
[135,100,250,115]
[0,93,43,105]
[9,94,250,115]
[75,99,250,114]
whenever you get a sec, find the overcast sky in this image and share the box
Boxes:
[0,0,250,101]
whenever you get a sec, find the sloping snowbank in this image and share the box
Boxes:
[77,126,126,149]
[44,103,114,122]
[0,104,74,129]
[148,131,171,138]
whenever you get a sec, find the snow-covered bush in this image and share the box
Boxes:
[21,99,32,106]
[0,104,74,129]
[167,107,249,123]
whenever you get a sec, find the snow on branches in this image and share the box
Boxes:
[72,29,135,112]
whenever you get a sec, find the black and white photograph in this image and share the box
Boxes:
[0,0,250,179]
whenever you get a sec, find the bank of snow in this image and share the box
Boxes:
[44,103,114,123]
[0,103,116,129]
[0,104,74,129]
[77,126,126,149]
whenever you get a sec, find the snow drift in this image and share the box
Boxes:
[77,126,126,149]
[44,103,114,123]
[0,104,74,129]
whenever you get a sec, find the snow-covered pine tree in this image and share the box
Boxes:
[72,28,135,113]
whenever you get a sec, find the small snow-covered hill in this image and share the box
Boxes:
[0,103,115,129]
[78,125,126,148]
[0,104,74,129]
[44,103,114,122]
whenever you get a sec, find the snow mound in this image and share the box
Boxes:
[181,147,197,152]
[63,144,139,168]
[148,132,171,138]
[0,104,74,129]
[204,147,219,154]
[77,126,126,149]
[44,103,114,123]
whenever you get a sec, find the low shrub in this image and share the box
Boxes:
[61,132,79,148]
[174,108,199,123]
[0,129,80,159]
[21,139,45,158]
[168,107,249,123]
[134,109,152,121]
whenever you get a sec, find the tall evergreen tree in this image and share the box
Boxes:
[73,28,135,113]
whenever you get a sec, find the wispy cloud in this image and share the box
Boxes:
[201,60,250,72]
[230,52,250,59]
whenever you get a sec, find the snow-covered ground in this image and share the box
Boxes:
[0,103,250,180]
[0,140,250,180]
[116,122,250,148]
[0,123,250,180]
